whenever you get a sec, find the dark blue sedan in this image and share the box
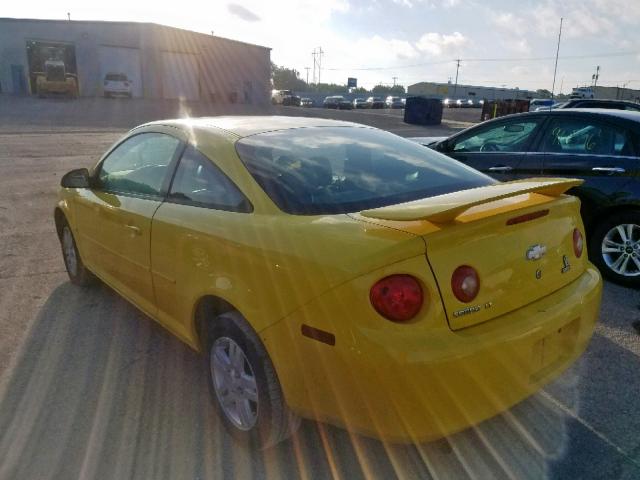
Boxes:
[412,109,640,287]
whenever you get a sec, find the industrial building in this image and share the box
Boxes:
[408,81,537,101]
[0,18,271,103]
[571,85,640,102]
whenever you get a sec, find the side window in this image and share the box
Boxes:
[452,119,541,153]
[541,118,632,156]
[168,146,252,212]
[98,133,180,196]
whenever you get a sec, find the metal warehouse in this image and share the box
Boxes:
[408,81,537,101]
[0,18,271,103]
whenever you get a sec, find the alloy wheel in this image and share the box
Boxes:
[601,223,640,277]
[210,337,259,431]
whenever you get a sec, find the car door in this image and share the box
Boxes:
[537,114,640,228]
[150,144,253,341]
[440,116,545,181]
[74,131,182,316]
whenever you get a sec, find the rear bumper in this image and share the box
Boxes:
[263,265,602,443]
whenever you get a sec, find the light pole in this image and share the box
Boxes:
[453,59,461,97]
[551,17,563,100]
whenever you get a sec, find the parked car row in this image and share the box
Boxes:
[322,95,407,109]
[443,98,484,108]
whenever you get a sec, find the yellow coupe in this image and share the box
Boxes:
[55,116,602,447]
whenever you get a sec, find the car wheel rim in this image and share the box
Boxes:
[211,337,259,431]
[62,227,78,276]
[601,223,640,277]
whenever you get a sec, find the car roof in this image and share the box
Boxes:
[489,108,640,123]
[146,116,366,138]
[557,108,640,121]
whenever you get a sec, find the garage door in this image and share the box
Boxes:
[98,46,143,97]
[161,52,200,100]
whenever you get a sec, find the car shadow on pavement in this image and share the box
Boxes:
[0,281,638,480]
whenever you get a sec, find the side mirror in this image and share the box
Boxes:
[435,141,450,152]
[61,168,90,188]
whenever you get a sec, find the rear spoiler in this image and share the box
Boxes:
[360,178,583,223]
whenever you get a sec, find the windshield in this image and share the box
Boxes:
[236,126,494,214]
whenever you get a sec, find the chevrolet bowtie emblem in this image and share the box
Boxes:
[526,244,547,261]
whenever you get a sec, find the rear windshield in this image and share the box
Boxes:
[236,127,494,215]
[106,74,127,81]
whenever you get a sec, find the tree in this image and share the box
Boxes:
[536,89,552,98]
[371,84,405,96]
[271,62,307,91]
[307,83,348,94]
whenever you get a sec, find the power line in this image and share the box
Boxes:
[323,50,640,72]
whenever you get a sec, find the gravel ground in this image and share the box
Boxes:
[0,96,639,480]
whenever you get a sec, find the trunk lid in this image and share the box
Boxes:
[359,178,587,330]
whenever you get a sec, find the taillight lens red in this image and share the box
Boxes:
[573,228,584,258]
[370,274,423,322]
[451,266,480,303]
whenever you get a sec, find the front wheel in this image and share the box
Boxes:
[207,312,299,448]
[590,212,640,287]
[60,224,95,286]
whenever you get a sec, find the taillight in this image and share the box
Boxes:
[451,266,480,303]
[370,274,423,322]
[573,228,584,258]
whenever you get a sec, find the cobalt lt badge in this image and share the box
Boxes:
[561,255,571,273]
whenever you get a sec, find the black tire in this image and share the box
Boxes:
[60,223,95,287]
[206,312,299,449]
[589,211,640,287]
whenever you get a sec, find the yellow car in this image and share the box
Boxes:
[55,116,602,447]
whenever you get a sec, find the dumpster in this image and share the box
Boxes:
[404,96,443,125]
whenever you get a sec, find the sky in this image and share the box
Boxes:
[3,0,640,92]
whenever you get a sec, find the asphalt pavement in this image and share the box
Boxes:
[0,96,639,479]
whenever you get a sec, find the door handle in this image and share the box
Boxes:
[592,167,625,174]
[488,166,513,172]
[124,224,141,235]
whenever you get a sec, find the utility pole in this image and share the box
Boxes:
[551,17,563,100]
[304,67,310,86]
[312,50,317,84]
[453,59,461,97]
[311,47,324,84]
[592,65,600,87]
[317,47,324,85]
[621,81,629,100]
[392,76,398,87]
